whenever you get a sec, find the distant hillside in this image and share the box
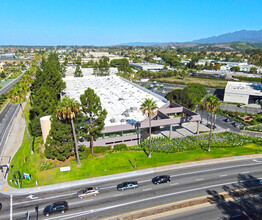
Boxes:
[193,30,262,44]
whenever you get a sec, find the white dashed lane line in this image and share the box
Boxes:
[220,174,228,177]
[195,178,204,181]
[142,188,152,191]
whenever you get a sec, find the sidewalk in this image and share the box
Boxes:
[0,103,25,188]
[1,153,262,196]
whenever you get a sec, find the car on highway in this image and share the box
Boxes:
[117,181,139,191]
[43,201,68,217]
[237,104,244,108]
[0,202,2,210]
[77,187,100,199]
[152,175,171,184]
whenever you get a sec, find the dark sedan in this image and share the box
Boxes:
[152,175,171,184]
[117,181,139,191]
[43,201,68,217]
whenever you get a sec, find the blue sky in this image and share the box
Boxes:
[0,0,261,46]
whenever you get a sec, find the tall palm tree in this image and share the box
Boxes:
[203,94,219,152]
[140,98,158,158]
[9,84,33,154]
[56,97,81,166]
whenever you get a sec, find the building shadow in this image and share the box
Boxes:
[206,174,262,219]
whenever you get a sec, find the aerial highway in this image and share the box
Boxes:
[0,157,262,219]
[0,70,26,95]
[0,103,19,156]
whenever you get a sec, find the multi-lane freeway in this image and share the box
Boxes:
[1,157,262,219]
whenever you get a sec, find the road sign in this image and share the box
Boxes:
[60,166,71,172]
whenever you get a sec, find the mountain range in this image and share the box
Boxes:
[119,30,262,46]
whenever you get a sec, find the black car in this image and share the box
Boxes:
[43,201,68,217]
[152,175,171,184]
[117,181,139,191]
[0,202,2,210]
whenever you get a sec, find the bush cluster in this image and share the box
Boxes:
[130,132,261,153]
[113,144,128,151]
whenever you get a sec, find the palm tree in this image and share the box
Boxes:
[203,94,219,152]
[56,96,81,166]
[140,98,158,158]
[9,84,33,154]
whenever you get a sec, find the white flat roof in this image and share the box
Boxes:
[63,76,165,126]
[225,81,262,96]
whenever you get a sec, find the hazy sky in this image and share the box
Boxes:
[0,0,261,46]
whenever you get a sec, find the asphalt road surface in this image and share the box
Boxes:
[0,71,25,95]
[1,158,262,219]
[0,103,19,156]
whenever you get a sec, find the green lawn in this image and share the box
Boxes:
[8,134,262,188]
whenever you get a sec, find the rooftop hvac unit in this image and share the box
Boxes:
[120,119,126,123]
[110,118,116,123]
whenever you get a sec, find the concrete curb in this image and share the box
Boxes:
[2,153,262,195]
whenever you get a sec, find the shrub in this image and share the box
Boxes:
[113,144,128,151]
[130,132,261,153]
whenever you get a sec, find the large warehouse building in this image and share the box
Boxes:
[60,76,201,147]
[224,81,262,104]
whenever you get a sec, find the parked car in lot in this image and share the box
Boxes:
[225,118,234,123]
[77,187,100,199]
[117,181,139,191]
[233,121,243,128]
[152,175,171,184]
[43,201,68,217]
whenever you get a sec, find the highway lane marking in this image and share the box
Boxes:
[170,183,179,186]
[142,188,152,191]
[0,104,19,148]
[195,178,203,181]
[241,171,250,174]
[113,194,122,197]
[10,194,13,220]
[45,179,249,220]
[220,174,228,177]
[169,162,262,179]
[11,163,262,206]
[12,192,76,206]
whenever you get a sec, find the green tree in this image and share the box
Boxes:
[80,88,107,155]
[74,65,83,77]
[203,94,219,152]
[230,66,240,72]
[214,63,221,71]
[45,115,73,161]
[29,87,55,137]
[98,56,110,76]
[140,98,158,158]
[56,97,81,166]
[9,84,33,154]
[165,89,194,109]
[249,67,257,73]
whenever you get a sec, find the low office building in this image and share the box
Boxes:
[61,76,201,147]
[130,63,164,72]
[224,81,262,104]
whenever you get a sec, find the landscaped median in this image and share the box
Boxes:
[7,132,262,188]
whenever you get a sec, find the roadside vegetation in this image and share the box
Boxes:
[8,131,261,188]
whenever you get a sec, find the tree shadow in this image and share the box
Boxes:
[206,174,262,219]
[143,148,149,157]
